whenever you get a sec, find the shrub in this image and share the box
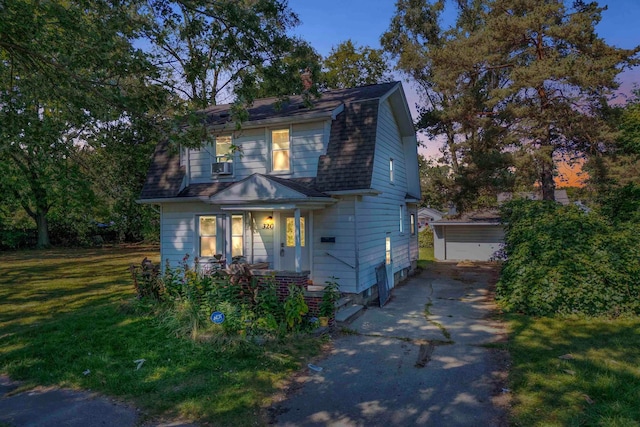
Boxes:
[497,200,640,317]
[418,228,434,248]
[133,256,316,340]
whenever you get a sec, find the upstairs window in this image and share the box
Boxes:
[272,129,290,172]
[215,135,233,163]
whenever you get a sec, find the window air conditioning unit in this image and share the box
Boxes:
[212,162,233,175]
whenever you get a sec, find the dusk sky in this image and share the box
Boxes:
[287,0,640,158]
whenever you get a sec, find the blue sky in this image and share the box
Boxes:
[287,0,640,156]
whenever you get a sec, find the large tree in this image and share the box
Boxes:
[322,39,392,89]
[384,0,639,204]
[383,0,515,210]
[585,89,640,189]
[0,0,163,247]
[143,0,320,110]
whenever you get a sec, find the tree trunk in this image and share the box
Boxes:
[539,154,556,201]
[35,209,51,248]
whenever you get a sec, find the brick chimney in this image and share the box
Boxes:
[301,67,312,91]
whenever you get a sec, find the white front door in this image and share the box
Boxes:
[280,214,309,271]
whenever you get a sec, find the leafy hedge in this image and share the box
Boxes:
[496,199,640,317]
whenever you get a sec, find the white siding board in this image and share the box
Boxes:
[291,122,325,178]
[356,99,416,291]
[311,198,357,293]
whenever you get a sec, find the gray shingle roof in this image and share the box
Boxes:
[139,141,184,200]
[139,82,402,201]
[202,82,398,127]
[316,100,379,192]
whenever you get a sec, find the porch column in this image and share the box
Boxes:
[294,208,301,272]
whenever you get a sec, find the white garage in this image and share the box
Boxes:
[432,211,504,261]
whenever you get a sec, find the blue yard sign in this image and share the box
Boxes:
[210,311,225,324]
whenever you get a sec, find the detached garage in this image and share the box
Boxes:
[432,210,504,261]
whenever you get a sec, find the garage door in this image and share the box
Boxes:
[445,225,504,261]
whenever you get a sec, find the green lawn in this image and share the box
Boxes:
[0,247,322,426]
[418,246,434,269]
[504,315,640,426]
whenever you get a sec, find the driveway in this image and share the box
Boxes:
[272,262,510,426]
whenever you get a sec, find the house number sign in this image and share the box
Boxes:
[262,223,274,229]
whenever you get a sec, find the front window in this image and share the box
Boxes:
[410,214,416,235]
[286,217,305,247]
[216,135,232,163]
[199,216,217,257]
[272,129,290,172]
[399,205,404,233]
[231,214,244,257]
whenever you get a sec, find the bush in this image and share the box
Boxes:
[496,200,640,317]
[418,228,434,248]
[133,255,313,340]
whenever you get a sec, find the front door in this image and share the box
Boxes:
[280,214,309,271]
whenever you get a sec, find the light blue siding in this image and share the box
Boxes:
[356,99,416,290]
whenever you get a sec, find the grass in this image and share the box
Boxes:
[0,247,323,426]
[504,314,640,427]
[418,246,434,269]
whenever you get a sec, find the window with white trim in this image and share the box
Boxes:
[410,213,416,235]
[389,158,394,182]
[199,216,217,257]
[215,135,233,163]
[231,214,244,257]
[399,205,404,233]
[272,129,290,172]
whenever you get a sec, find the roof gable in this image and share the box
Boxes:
[208,174,324,204]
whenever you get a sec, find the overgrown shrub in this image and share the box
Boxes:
[497,200,640,317]
[133,255,313,340]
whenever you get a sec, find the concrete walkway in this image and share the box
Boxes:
[273,263,509,426]
[0,375,197,427]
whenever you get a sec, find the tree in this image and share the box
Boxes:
[383,0,515,210]
[585,89,640,189]
[322,40,392,89]
[384,0,639,204]
[144,0,320,110]
[0,0,163,247]
[418,155,452,211]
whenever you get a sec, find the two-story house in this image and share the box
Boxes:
[139,81,421,302]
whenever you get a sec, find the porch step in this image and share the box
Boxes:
[335,296,352,310]
[335,304,365,327]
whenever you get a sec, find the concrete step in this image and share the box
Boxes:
[334,296,352,310]
[335,304,365,327]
